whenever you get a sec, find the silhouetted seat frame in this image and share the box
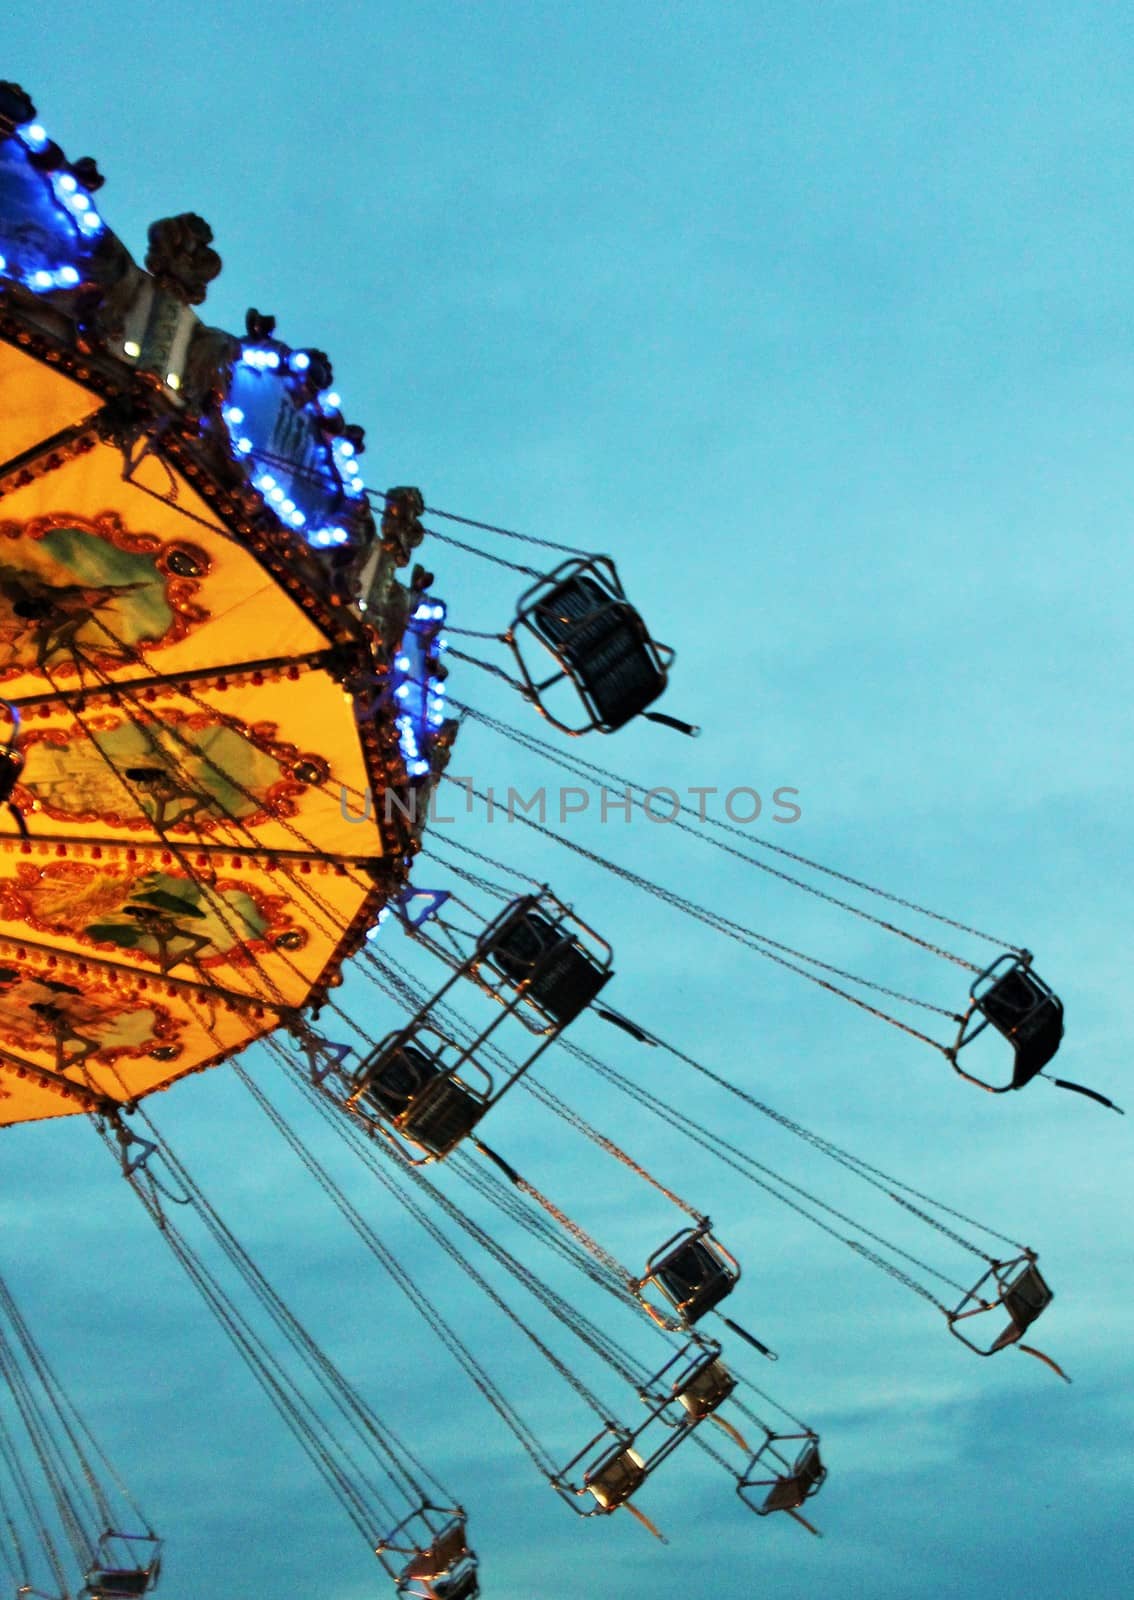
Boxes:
[81,1533,161,1600]
[947,1252,1055,1358]
[344,942,569,1161]
[637,1336,735,1426]
[947,952,1064,1093]
[376,1504,479,1600]
[638,1222,740,1329]
[736,1433,825,1534]
[553,1341,731,1516]
[471,891,613,1033]
[505,557,674,735]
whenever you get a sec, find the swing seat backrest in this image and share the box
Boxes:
[363,1043,441,1119]
[655,1237,737,1323]
[585,1445,648,1511]
[400,1074,486,1157]
[676,1358,736,1420]
[990,1262,1053,1351]
[975,964,1064,1088]
[483,906,610,1025]
[86,1572,153,1599]
[760,1442,825,1514]
[532,574,666,730]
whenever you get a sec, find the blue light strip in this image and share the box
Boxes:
[220,345,369,549]
[0,119,106,291]
[391,600,449,777]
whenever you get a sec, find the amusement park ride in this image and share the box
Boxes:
[0,78,1121,1599]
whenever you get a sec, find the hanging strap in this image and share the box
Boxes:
[1046,1075,1124,1113]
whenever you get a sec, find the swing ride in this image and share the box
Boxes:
[0,76,1121,1600]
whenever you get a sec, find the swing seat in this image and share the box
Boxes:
[357,1043,485,1157]
[675,1357,736,1422]
[397,1520,479,1600]
[951,955,1064,1092]
[479,902,611,1026]
[645,1227,739,1325]
[510,559,674,734]
[85,1573,154,1600]
[584,1444,648,1511]
[738,1436,826,1518]
[948,1255,1054,1357]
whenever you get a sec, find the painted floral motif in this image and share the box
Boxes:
[0,860,303,973]
[16,710,322,835]
[0,964,183,1070]
[0,512,209,678]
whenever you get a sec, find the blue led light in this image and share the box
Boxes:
[222,340,370,550]
[57,265,79,286]
[22,124,48,150]
[56,173,76,194]
[31,270,53,289]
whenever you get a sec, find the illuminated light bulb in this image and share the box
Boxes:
[23,124,48,150]
[358,599,368,611]
[269,487,285,504]
[236,437,253,454]
[259,473,276,490]
[224,406,245,425]
[344,460,360,476]
[70,192,90,212]
[57,266,80,286]
[77,212,102,234]
[338,441,355,458]
[280,498,295,514]
[323,391,341,409]
[123,339,141,357]
[437,636,449,651]
[57,173,77,194]
[289,510,306,527]
[0,255,7,272]
[291,352,310,372]
[166,373,181,390]
[395,655,411,671]
[395,685,411,700]
[31,270,53,289]
[265,351,280,369]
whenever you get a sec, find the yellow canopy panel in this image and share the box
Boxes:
[0,933,280,1127]
[13,666,387,858]
[0,341,101,468]
[0,431,330,701]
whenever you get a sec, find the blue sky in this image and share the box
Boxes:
[2,4,1132,1597]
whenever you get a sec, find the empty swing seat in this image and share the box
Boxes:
[533,573,665,730]
[997,1262,1053,1343]
[974,960,1064,1088]
[948,1254,1056,1359]
[675,1358,736,1422]
[397,1519,479,1600]
[510,559,674,734]
[738,1436,826,1523]
[480,904,611,1026]
[760,1440,826,1515]
[85,1573,154,1600]
[358,1043,484,1157]
[951,954,1065,1092]
[648,1231,739,1324]
[584,1445,648,1512]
